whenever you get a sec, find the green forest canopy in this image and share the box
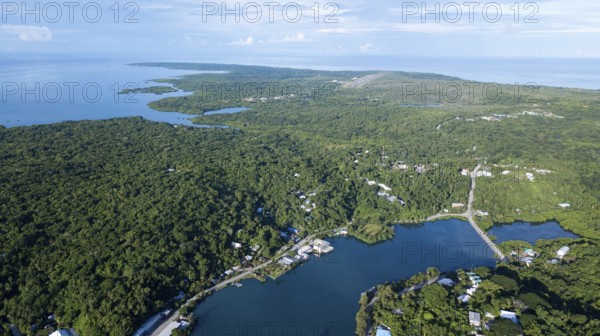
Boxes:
[1,63,599,334]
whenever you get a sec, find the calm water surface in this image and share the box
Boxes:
[488,221,579,244]
[192,219,497,336]
[0,60,227,127]
[191,218,580,335]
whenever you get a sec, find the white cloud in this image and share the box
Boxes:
[359,43,379,52]
[283,32,306,42]
[228,36,254,45]
[0,24,52,41]
[262,32,307,43]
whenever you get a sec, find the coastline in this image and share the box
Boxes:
[145,164,569,335]
[129,155,580,336]
[147,157,583,335]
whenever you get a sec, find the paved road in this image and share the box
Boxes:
[425,164,505,260]
[465,165,506,260]
[151,261,273,336]
[150,227,343,336]
[398,276,441,296]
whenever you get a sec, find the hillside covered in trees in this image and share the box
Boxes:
[357,239,600,335]
[1,63,599,334]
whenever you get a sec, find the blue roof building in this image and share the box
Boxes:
[376,326,392,336]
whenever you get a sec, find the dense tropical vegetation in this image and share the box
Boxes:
[358,238,600,335]
[1,63,599,334]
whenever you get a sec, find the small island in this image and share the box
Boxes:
[119,86,178,95]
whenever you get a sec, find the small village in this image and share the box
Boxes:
[363,178,406,205]
[133,161,577,336]
[365,242,574,336]
[479,109,565,122]
[212,224,344,286]
[434,104,566,132]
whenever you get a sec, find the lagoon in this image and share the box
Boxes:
[0,60,227,128]
[190,218,580,335]
[191,219,497,336]
[488,221,579,244]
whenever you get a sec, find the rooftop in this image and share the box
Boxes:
[469,311,481,322]
[375,326,392,336]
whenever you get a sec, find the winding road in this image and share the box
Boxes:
[149,227,341,336]
[148,165,504,335]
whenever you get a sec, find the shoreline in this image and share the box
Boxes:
[145,164,571,335]
[145,214,574,336]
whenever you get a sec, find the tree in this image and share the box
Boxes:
[355,294,369,336]
[489,319,520,335]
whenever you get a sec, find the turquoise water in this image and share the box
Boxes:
[191,219,497,336]
[2,58,598,129]
[0,60,224,128]
[488,221,579,244]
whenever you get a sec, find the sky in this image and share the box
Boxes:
[1,0,599,66]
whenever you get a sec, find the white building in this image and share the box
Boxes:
[437,278,456,286]
[279,256,295,266]
[378,183,392,191]
[499,310,518,323]
[469,311,481,327]
[50,330,77,336]
[375,326,392,336]
[521,256,534,267]
[557,246,570,258]
[298,245,313,255]
[312,239,334,254]
[458,294,471,303]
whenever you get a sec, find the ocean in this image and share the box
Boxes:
[0,55,598,128]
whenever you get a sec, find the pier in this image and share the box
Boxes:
[148,165,505,335]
